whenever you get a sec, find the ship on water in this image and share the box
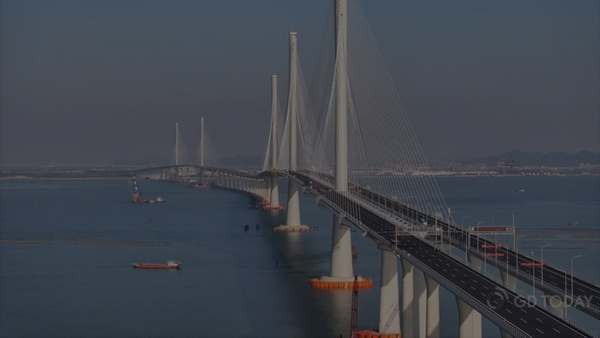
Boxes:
[133,260,181,269]
[131,176,165,203]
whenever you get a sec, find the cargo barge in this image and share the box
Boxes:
[133,260,181,269]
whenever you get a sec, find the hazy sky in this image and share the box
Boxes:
[1,0,598,165]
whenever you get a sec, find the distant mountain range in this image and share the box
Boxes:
[458,150,600,167]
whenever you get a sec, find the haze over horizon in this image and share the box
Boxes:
[1,0,598,166]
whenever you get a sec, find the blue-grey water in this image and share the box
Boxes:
[0,176,599,337]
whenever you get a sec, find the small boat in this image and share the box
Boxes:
[133,260,181,269]
[568,222,579,226]
[516,189,525,193]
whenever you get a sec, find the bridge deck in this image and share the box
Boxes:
[292,171,593,338]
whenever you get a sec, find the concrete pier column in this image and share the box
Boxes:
[500,270,517,291]
[378,247,401,334]
[401,258,415,338]
[458,254,482,338]
[330,215,353,278]
[456,298,482,338]
[468,253,482,272]
[414,269,427,338]
[425,275,440,338]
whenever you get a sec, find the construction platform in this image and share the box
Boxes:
[310,277,373,289]
[273,225,313,232]
[357,330,401,338]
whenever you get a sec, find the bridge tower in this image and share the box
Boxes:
[175,122,180,166]
[277,32,308,231]
[313,0,371,290]
[269,75,280,208]
[199,117,204,167]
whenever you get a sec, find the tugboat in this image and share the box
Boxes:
[133,260,181,269]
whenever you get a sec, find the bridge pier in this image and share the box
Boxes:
[270,174,279,207]
[415,268,427,337]
[401,258,415,337]
[500,270,517,291]
[378,246,401,334]
[455,253,483,338]
[456,298,482,338]
[425,275,440,338]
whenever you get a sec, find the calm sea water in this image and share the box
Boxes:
[0,176,598,338]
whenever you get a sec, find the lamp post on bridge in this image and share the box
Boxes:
[447,207,455,255]
[515,235,526,277]
[531,251,536,300]
[475,220,486,273]
[541,244,550,286]
[566,254,582,317]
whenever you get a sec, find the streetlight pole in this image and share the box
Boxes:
[477,220,486,273]
[516,235,526,277]
[532,251,536,300]
[541,244,550,286]
[448,207,455,255]
[568,254,582,317]
[476,219,485,254]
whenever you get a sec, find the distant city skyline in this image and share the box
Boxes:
[1,0,598,166]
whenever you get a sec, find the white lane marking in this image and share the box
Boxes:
[535,317,543,323]
[520,318,527,323]
[552,328,561,334]
[443,269,447,272]
[435,264,439,267]
[535,328,544,334]
[470,286,476,290]
[480,293,486,297]
[473,280,478,284]
[463,273,468,277]
[520,308,527,313]
[506,309,512,314]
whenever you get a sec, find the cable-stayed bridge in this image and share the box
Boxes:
[128,0,599,337]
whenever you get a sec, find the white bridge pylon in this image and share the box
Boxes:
[274,32,309,231]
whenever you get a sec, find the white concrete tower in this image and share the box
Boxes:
[312,0,370,288]
[330,0,353,279]
[199,117,204,166]
[175,122,179,166]
[277,32,308,231]
[269,75,280,208]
